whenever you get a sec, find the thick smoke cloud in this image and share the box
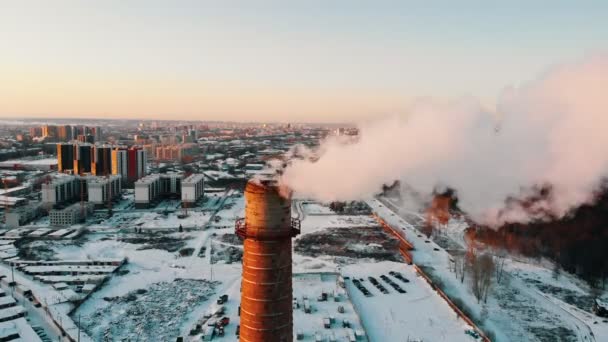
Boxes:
[281,55,608,226]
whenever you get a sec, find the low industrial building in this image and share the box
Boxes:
[0,196,27,208]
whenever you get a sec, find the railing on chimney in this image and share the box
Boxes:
[235,217,301,240]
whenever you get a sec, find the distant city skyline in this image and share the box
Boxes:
[1,1,607,123]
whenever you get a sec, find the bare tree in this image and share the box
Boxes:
[494,251,507,284]
[479,254,495,303]
[552,263,561,280]
[468,248,495,303]
[453,252,467,283]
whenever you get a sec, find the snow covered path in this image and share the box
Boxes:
[0,262,93,341]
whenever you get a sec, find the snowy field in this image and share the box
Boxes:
[343,261,476,342]
[85,210,211,231]
[301,201,335,215]
[79,279,218,341]
[369,197,608,342]
[299,214,379,235]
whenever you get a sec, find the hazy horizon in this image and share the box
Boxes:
[1,1,607,122]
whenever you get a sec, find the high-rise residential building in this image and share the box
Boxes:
[57,143,75,173]
[77,134,95,144]
[73,144,93,174]
[74,125,92,137]
[92,126,102,142]
[181,174,204,204]
[126,147,147,182]
[42,125,58,139]
[29,127,43,138]
[91,145,112,176]
[86,175,122,206]
[134,174,161,208]
[41,175,80,206]
[57,125,74,141]
[111,148,128,180]
[188,128,197,141]
[134,173,181,208]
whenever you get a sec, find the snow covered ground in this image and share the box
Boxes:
[8,190,603,341]
[342,261,476,342]
[299,214,378,235]
[301,201,335,216]
[369,197,608,342]
[292,201,485,341]
[89,210,211,230]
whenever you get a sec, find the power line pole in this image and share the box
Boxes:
[78,314,81,342]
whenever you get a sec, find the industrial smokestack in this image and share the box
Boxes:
[236,179,300,342]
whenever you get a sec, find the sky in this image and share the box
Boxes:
[0,1,606,123]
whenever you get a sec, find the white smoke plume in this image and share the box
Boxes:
[281,54,608,226]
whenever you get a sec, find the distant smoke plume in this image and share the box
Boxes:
[281,54,608,226]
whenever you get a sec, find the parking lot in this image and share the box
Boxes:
[342,261,477,342]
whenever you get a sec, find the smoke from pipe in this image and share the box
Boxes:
[281,54,608,226]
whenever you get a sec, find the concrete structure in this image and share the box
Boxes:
[126,148,147,183]
[111,148,128,180]
[41,175,80,206]
[73,144,92,174]
[0,196,26,208]
[5,204,42,228]
[153,143,198,161]
[181,174,204,204]
[92,126,102,142]
[86,175,122,206]
[29,127,42,138]
[57,125,74,142]
[0,158,57,171]
[42,124,58,139]
[236,179,300,342]
[91,145,112,176]
[159,173,182,196]
[57,143,74,173]
[77,134,95,144]
[112,147,147,184]
[134,174,161,209]
[134,173,182,208]
[49,203,93,226]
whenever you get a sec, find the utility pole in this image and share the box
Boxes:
[78,314,81,342]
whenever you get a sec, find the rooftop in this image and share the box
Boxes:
[183,173,205,184]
